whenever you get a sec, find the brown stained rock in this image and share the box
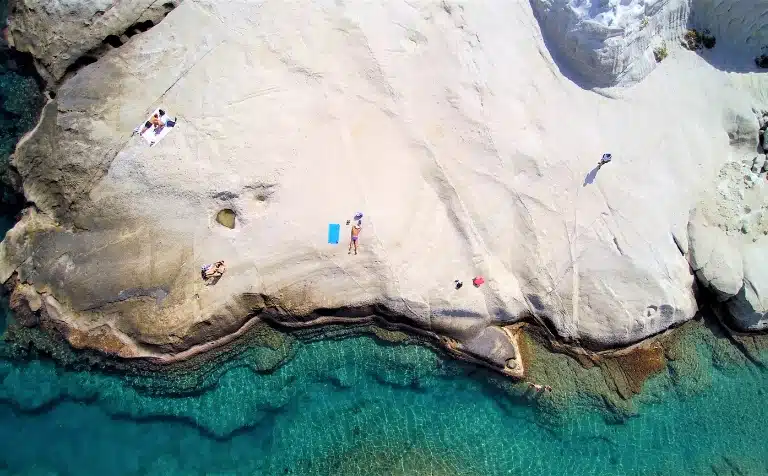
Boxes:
[572,351,596,369]
[517,329,535,375]
[9,284,42,327]
[517,330,578,392]
[601,342,666,397]
[521,324,666,404]
[63,324,136,358]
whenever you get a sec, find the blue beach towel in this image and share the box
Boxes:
[328,223,341,244]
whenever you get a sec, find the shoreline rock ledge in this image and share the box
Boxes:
[1,0,767,377]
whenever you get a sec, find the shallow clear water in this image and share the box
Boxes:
[0,329,766,476]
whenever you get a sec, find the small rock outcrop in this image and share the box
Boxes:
[6,0,179,83]
[689,216,744,300]
[688,152,768,331]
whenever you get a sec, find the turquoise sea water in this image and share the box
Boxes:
[0,321,766,475]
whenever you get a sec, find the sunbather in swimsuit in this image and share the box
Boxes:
[139,114,164,135]
[349,225,361,255]
[201,261,226,280]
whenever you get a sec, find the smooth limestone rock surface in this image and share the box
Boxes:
[689,155,768,330]
[2,0,767,365]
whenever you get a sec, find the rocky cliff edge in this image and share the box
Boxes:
[2,0,767,376]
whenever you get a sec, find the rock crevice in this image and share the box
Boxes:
[7,0,180,85]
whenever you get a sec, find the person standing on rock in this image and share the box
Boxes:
[348,223,362,255]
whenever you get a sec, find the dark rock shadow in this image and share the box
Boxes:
[529,2,615,91]
[696,46,766,74]
[435,308,486,318]
[723,288,766,331]
[583,166,600,186]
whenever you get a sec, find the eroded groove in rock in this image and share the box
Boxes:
[530,0,690,88]
[530,0,768,88]
[7,0,181,84]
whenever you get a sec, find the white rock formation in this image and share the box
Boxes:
[530,0,768,87]
[689,212,744,299]
[530,0,689,86]
[1,0,767,366]
[731,241,768,329]
[689,154,768,330]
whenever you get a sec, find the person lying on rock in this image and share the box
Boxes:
[209,261,226,277]
[201,261,226,282]
[159,109,177,127]
[135,120,153,135]
[153,109,177,135]
[137,113,164,135]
